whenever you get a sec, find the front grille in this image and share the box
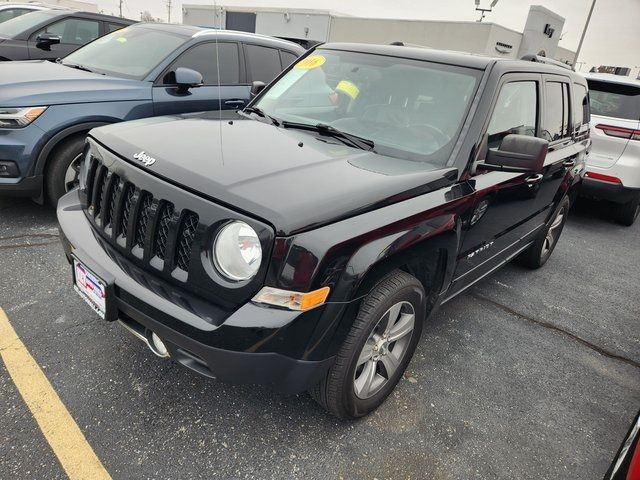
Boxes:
[135,193,153,249]
[176,212,199,271]
[154,202,175,260]
[84,156,200,279]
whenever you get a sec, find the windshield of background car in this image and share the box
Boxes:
[62,26,187,80]
[256,48,482,164]
[0,10,53,37]
[588,80,640,121]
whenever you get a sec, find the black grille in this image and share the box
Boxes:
[105,175,121,227]
[118,185,135,238]
[135,194,153,248]
[83,158,200,280]
[154,202,175,260]
[175,213,199,271]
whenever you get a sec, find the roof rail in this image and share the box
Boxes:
[521,54,574,71]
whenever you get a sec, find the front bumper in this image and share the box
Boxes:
[0,174,42,197]
[57,190,334,394]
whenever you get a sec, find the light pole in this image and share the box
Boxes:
[574,0,596,66]
[475,0,499,22]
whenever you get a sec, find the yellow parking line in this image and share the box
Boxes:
[0,308,111,480]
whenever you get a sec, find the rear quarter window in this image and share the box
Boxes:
[588,80,640,121]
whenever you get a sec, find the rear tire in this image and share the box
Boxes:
[517,196,570,269]
[613,194,640,226]
[44,135,86,206]
[310,270,425,419]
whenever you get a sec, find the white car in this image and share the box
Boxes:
[582,73,640,225]
[0,3,48,23]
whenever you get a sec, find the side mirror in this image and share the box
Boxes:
[36,33,61,51]
[479,134,549,173]
[174,67,203,93]
[251,80,266,97]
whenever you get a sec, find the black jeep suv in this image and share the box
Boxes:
[57,44,589,418]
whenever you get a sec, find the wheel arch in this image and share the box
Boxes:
[32,121,112,178]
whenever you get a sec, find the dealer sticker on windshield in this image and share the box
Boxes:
[73,259,106,319]
[294,55,326,70]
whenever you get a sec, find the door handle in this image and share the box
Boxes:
[563,159,576,168]
[525,173,544,185]
[224,99,245,106]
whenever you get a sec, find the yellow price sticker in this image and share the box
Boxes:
[335,80,360,100]
[294,55,326,70]
[116,37,127,43]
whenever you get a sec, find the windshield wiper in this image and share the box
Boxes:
[281,121,375,151]
[61,62,101,74]
[241,106,280,126]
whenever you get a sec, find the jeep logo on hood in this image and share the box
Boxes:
[133,151,156,167]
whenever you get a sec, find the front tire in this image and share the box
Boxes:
[613,194,640,226]
[44,135,85,206]
[311,270,425,419]
[517,196,570,269]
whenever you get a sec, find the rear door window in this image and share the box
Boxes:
[245,44,282,83]
[543,81,571,142]
[573,83,590,134]
[487,81,538,148]
[587,80,640,121]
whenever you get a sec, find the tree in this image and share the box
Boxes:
[140,10,156,22]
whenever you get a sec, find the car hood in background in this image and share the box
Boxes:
[90,114,458,236]
[0,60,150,107]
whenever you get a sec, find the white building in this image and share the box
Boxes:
[182,4,575,64]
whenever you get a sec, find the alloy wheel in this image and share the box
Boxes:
[353,301,415,399]
[64,153,83,192]
[542,205,566,258]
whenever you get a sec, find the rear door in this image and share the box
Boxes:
[28,15,101,59]
[152,41,249,116]
[587,79,640,168]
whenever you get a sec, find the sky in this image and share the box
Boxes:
[95,0,639,70]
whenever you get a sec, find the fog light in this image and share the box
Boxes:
[0,161,19,177]
[149,332,169,358]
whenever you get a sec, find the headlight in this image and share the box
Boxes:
[213,221,262,281]
[0,107,47,128]
[78,145,92,190]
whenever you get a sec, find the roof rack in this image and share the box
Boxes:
[521,54,574,71]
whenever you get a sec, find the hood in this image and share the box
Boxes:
[91,115,458,236]
[0,61,150,107]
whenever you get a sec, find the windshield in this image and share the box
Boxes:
[63,26,187,80]
[256,48,481,163]
[0,10,53,37]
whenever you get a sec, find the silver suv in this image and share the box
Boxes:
[582,73,640,225]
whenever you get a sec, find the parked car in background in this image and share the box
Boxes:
[581,73,640,225]
[0,23,304,204]
[57,45,587,418]
[0,8,134,61]
[0,3,48,24]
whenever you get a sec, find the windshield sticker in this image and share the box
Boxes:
[116,37,127,44]
[335,80,360,100]
[294,55,326,70]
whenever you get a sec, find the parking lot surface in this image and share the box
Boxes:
[1,196,638,480]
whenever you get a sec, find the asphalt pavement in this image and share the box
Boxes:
[0,195,638,480]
